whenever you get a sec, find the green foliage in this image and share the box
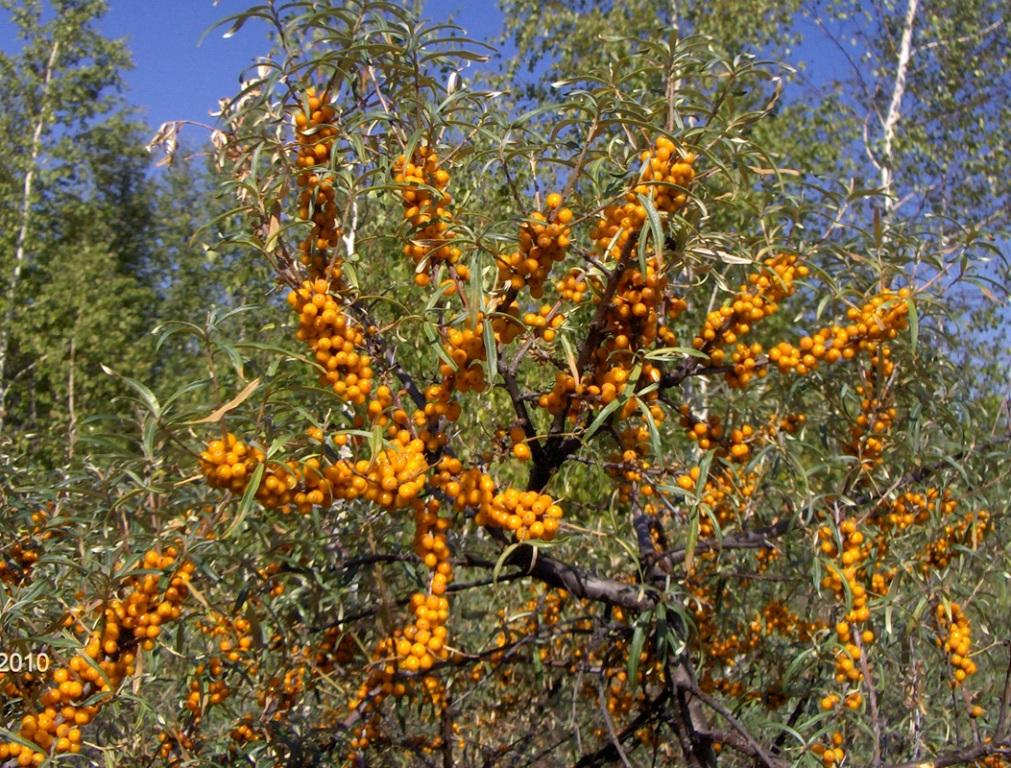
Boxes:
[0,2,1008,768]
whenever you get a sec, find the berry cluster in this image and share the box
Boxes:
[421,382,463,424]
[768,289,910,376]
[413,498,452,572]
[678,407,759,463]
[695,254,806,354]
[434,459,562,543]
[497,194,572,297]
[538,370,580,416]
[490,300,523,345]
[347,494,456,759]
[396,592,453,673]
[921,509,991,572]
[669,410,806,542]
[505,424,533,461]
[871,488,943,531]
[811,730,847,767]
[755,601,822,643]
[440,320,487,393]
[690,563,826,701]
[846,376,897,469]
[293,87,341,276]
[433,459,495,512]
[4,550,193,766]
[254,460,300,510]
[199,434,335,515]
[288,278,374,405]
[393,144,464,286]
[556,268,588,302]
[688,577,759,698]
[817,519,876,720]
[680,407,724,451]
[592,258,681,381]
[936,603,977,686]
[323,431,428,510]
[523,304,565,343]
[185,611,255,722]
[199,433,263,493]
[0,509,49,586]
[478,488,563,542]
[675,465,702,492]
[692,253,808,387]
[590,136,696,259]
[705,467,758,538]
[348,589,452,758]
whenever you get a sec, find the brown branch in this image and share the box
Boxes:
[527,241,639,492]
[659,519,791,567]
[354,299,428,410]
[574,246,635,375]
[996,643,1011,738]
[440,693,453,768]
[559,116,599,204]
[667,659,714,768]
[772,690,811,755]
[502,367,545,464]
[681,684,782,768]
[571,691,670,768]
[885,740,1011,768]
[503,543,655,611]
[597,679,633,768]
[855,629,883,767]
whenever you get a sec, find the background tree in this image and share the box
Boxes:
[809,0,1010,395]
[0,0,132,434]
[0,0,272,465]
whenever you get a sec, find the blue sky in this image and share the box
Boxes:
[1,1,849,134]
[0,1,505,132]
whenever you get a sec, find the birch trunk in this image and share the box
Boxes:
[880,0,919,222]
[0,38,61,430]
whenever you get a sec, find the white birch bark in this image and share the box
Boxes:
[880,0,919,221]
[0,38,61,429]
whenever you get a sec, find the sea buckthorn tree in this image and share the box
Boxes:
[2,2,1009,768]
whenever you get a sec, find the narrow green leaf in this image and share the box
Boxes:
[216,339,246,379]
[493,543,521,583]
[783,647,815,684]
[368,424,385,462]
[584,398,622,441]
[637,399,662,459]
[483,314,498,384]
[224,462,264,539]
[907,297,918,357]
[101,365,161,418]
[627,623,646,685]
[695,449,715,493]
[636,209,650,276]
[142,416,157,459]
[644,346,709,361]
[638,194,664,260]
[0,726,44,755]
[684,509,699,572]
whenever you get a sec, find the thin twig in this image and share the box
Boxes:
[597,679,633,768]
[996,643,1011,737]
[684,684,779,768]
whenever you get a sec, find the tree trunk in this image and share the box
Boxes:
[67,332,77,461]
[879,0,919,222]
[0,37,60,430]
